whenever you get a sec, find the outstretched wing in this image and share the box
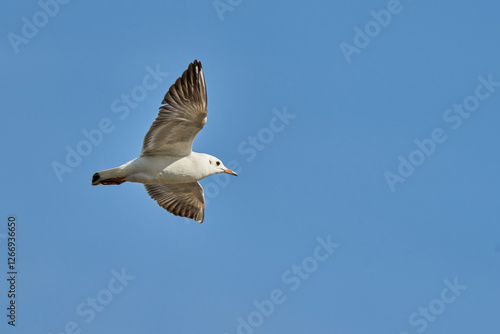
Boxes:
[142,60,207,156]
[144,182,205,223]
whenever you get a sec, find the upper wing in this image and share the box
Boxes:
[141,60,207,156]
[144,182,205,223]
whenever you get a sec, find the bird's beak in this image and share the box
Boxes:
[223,168,238,176]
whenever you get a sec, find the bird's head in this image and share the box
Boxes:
[207,156,238,176]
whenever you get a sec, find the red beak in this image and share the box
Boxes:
[223,168,238,176]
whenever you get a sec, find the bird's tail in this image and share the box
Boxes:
[91,166,127,186]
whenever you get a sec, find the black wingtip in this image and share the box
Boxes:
[192,59,202,69]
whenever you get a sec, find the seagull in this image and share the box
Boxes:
[91,60,237,223]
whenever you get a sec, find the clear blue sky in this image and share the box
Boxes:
[1,0,500,333]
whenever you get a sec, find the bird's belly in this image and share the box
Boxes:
[155,169,199,183]
[126,155,201,184]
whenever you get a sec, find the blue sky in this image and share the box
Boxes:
[1,0,500,333]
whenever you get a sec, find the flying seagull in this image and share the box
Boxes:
[92,60,237,223]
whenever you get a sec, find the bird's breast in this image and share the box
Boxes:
[130,155,203,184]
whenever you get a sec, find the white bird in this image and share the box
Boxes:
[92,60,237,223]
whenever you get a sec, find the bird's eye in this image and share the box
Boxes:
[209,160,212,164]
[216,161,221,166]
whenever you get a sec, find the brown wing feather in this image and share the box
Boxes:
[142,60,207,156]
[144,182,205,223]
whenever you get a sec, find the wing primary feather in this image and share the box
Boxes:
[141,60,208,157]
